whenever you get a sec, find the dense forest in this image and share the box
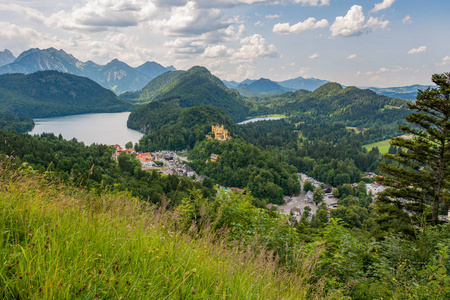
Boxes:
[0,130,214,206]
[0,71,133,117]
[129,104,237,151]
[0,114,34,132]
[189,138,301,205]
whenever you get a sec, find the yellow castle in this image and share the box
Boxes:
[206,125,230,141]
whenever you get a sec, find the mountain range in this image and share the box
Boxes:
[224,77,431,101]
[0,48,175,95]
[0,47,433,101]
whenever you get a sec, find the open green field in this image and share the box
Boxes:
[363,139,391,153]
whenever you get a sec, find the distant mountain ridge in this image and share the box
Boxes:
[365,85,434,101]
[223,76,329,97]
[0,48,175,94]
[0,70,132,118]
[237,78,293,97]
[0,49,16,67]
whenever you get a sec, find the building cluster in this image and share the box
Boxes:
[109,146,198,178]
[299,173,323,188]
[110,145,154,168]
[206,125,230,142]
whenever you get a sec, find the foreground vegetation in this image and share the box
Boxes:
[0,162,338,299]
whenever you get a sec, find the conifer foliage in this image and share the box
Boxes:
[378,73,450,224]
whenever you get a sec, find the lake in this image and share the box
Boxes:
[28,112,144,148]
[237,116,286,125]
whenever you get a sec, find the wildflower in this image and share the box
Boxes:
[19,275,23,279]
[47,236,50,240]
[98,269,102,274]
[28,233,33,237]
[26,219,29,222]
[192,290,196,295]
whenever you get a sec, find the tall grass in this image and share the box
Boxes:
[0,160,343,299]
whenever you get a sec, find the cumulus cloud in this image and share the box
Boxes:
[203,45,230,58]
[370,0,396,13]
[437,56,450,66]
[0,22,42,43]
[347,54,357,60]
[309,53,320,59]
[265,14,280,19]
[232,34,277,62]
[407,46,427,55]
[154,1,232,35]
[402,15,412,24]
[45,0,158,32]
[293,0,330,6]
[273,17,329,34]
[330,5,389,37]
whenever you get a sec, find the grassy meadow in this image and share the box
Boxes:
[363,139,391,154]
[0,161,340,299]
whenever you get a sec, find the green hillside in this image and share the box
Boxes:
[129,103,236,151]
[0,163,330,299]
[0,71,133,118]
[120,70,184,102]
[247,83,410,128]
[123,66,249,122]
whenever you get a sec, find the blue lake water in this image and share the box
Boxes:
[237,117,285,125]
[28,112,144,148]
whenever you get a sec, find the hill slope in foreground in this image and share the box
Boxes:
[0,165,335,299]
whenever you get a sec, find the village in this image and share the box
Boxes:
[107,124,231,179]
[107,124,417,222]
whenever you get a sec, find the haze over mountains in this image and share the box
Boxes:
[0,48,175,95]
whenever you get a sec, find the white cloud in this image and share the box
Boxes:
[347,54,357,60]
[265,14,280,19]
[366,17,389,30]
[296,67,311,76]
[357,66,417,77]
[402,15,412,24]
[45,0,158,32]
[273,17,329,35]
[293,0,330,6]
[0,22,42,46]
[309,53,320,59]
[254,21,263,26]
[407,46,427,55]
[203,45,230,58]
[232,34,277,62]
[236,64,256,79]
[330,5,389,37]
[330,5,365,37]
[370,0,396,13]
[153,1,232,35]
[437,56,450,66]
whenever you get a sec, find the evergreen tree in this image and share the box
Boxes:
[377,73,450,224]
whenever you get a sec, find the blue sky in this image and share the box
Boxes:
[0,0,449,87]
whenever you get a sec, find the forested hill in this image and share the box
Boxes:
[0,71,133,118]
[122,66,249,122]
[129,103,236,151]
[248,82,410,127]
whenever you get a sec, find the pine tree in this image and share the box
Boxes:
[377,73,450,224]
